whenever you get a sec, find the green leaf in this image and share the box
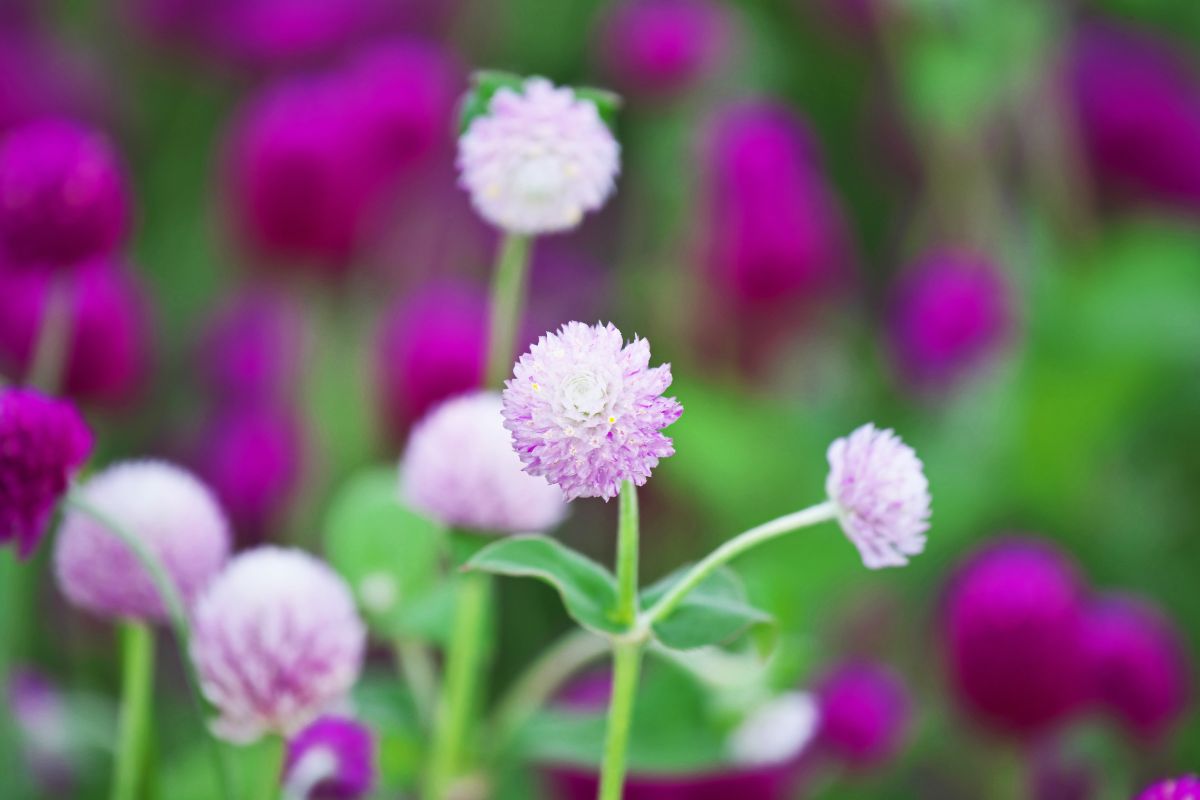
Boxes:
[572,85,622,132]
[463,535,625,636]
[642,566,774,651]
[458,70,524,133]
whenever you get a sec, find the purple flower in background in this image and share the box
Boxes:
[401,392,568,533]
[8,668,75,792]
[54,460,231,622]
[942,538,1090,739]
[0,389,91,558]
[0,258,154,408]
[826,424,930,569]
[195,407,304,543]
[889,250,1009,386]
[284,716,375,800]
[1071,25,1200,213]
[815,661,910,769]
[0,119,130,269]
[598,0,728,98]
[374,279,486,443]
[0,30,106,136]
[1138,776,1200,800]
[1081,594,1191,742]
[503,322,683,501]
[191,547,366,742]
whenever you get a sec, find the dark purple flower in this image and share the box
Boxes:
[1082,594,1191,742]
[889,250,1009,386]
[374,279,485,444]
[815,660,910,769]
[598,0,728,98]
[942,537,1090,739]
[0,388,92,558]
[0,258,153,408]
[283,716,375,800]
[0,119,130,269]
[1071,25,1200,213]
[545,764,801,800]
[1138,776,1200,800]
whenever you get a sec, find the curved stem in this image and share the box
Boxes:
[29,275,74,395]
[111,622,153,800]
[643,501,838,627]
[615,482,640,626]
[66,491,235,800]
[485,232,532,388]
[597,641,643,800]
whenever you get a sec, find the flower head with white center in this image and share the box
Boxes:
[54,460,230,622]
[190,547,366,743]
[825,424,930,569]
[502,322,683,501]
[457,77,620,234]
[401,391,568,534]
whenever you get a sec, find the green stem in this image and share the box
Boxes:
[424,572,492,800]
[485,232,532,388]
[28,275,74,395]
[112,622,154,800]
[643,501,838,627]
[395,639,439,727]
[66,491,235,800]
[256,736,285,800]
[615,482,640,626]
[597,641,643,800]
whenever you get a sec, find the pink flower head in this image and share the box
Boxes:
[401,391,567,533]
[0,389,92,558]
[0,119,130,269]
[54,460,231,622]
[826,424,930,569]
[598,0,728,98]
[190,547,366,743]
[502,322,682,501]
[458,77,620,234]
[816,660,910,770]
[284,716,375,800]
[1139,777,1200,800]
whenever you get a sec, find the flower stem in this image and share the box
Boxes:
[28,275,73,395]
[597,641,643,800]
[615,481,639,627]
[395,639,439,727]
[111,621,154,800]
[485,232,531,388]
[256,736,285,800]
[66,491,235,800]
[643,501,838,627]
[424,571,492,800]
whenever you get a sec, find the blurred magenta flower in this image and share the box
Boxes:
[284,716,376,800]
[1071,25,1200,213]
[191,547,366,743]
[1138,776,1200,800]
[598,0,728,99]
[0,30,106,136]
[1081,594,1191,742]
[815,660,910,769]
[889,250,1009,387]
[0,388,92,558]
[401,392,568,533]
[0,258,154,408]
[195,407,304,544]
[8,668,75,793]
[503,322,683,501]
[55,460,231,622]
[374,279,486,443]
[0,119,130,269]
[942,538,1090,739]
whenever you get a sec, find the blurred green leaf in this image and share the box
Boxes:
[642,567,774,652]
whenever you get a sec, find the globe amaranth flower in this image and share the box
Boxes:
[54,460,231,622]
[1139,776,1200,800]
[598,0,728,98]
[191,546,366,743]
[0,389,92,558]
[458,77,620,235]
[0,119,130,268]
[284,716,375,800]
[942,537,1089,739]
[1082,594,1191,742]
[502,322,683,501]
[825,424,930,569]
[815,661,910,770]
[401,391,567,533]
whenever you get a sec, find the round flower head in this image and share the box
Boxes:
[54,460,231,622]
[815,661,910,770]
[457,77,620,234]
[0,119,130,269]
[190,547,366,743]
[401,392,567,533]
[503,322,683,501]
[825,424,930,569]
[598,0,728,98]
[0,389,92,558]
[1140,777,1200,800]
[284,716,375,800]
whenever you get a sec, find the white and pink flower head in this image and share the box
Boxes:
[502,321,682,501]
